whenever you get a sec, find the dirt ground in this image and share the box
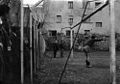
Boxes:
[32,51,120,84]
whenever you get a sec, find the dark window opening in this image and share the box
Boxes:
[84,30,90,34]
[66,30,70,37]
[68,15,73,26]
[68,1,73,9]
[96,22,102,27]
[56,15,62,23]
[49,30,57,37]
[95,2,102,7]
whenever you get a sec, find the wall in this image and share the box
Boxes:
[43,0,120,36]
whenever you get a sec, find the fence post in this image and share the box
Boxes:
[30,13,33,84]
[33,20,37,73]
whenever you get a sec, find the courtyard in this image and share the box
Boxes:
[30,51,120,84]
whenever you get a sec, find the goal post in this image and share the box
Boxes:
[109,0,116,84]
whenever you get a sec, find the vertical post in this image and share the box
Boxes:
[110,0,116,84]
[30,13,33,84]
[21,0,24,84]
[70,29,73,58]
[36,24,39,69]
[33,20,37,73]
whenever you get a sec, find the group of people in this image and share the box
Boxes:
[78,32,105,68]
[78,35,104,68]
[52,31,105,68]
[52,37,65,58]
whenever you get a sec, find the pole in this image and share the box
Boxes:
[71,0,109,29]
[61,27,73,58]
[110,0,116,84]
[70,28,73,58]
[33,20,37,73]
[31,0,44,10]
[30,13,33,84]
[20,0,24,84]
[58,1,89,84]
[36,22,39,69]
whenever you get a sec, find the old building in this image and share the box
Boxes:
[43,0,120,37]
[23,0,120,37]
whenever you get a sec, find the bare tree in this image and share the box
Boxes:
[30,0,50,31]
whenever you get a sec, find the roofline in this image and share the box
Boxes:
[23,4,42,7]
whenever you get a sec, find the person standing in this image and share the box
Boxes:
[78,34,104,68]
[60,36,65,58]
[53,37,59,58]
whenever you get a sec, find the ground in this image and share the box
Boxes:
[31,51,120,84]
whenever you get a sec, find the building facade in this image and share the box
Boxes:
[41,0,120,36]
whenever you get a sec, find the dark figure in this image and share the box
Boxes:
[59,38,65,58]
[78,35,104,68]
[53,39,59,58]
[0,4,10,17]
[0,27,4,83]
[0,20,10,84]
[0,4,17,83]
[24,36,30,75]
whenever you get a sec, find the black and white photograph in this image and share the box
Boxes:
[0,0,120,84]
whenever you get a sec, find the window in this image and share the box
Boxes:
[84,30,90,35]
[49,30,57,37]
[96,22,102,27]
[68,1,73,9]
[56,15,62,23]
[66,30,74,37]
[66,30,70,37]
[68,15,73,26]
[95,2,102,7]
